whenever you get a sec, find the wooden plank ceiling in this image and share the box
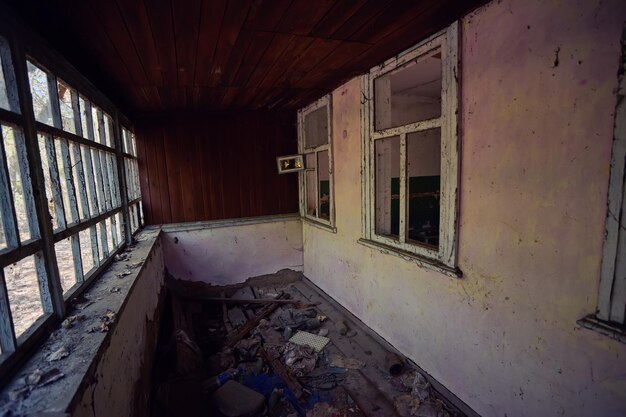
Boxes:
[5,0,486,116]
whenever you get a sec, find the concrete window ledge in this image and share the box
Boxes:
[0,229,165,417]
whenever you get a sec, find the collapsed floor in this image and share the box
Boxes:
[153,269,467,417]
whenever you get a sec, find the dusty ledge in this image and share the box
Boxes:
[0,229,161,417]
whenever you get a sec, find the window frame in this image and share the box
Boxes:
[0,8,142,385]
[579,30,626,342]
[360,22,460,274]
[298,94,336,231]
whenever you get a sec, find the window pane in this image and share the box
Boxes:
[0,51,9,111]
[55,237,78,293]
[317,150,330,221]
[304,106,328,148]
[305,153,316,217]
[91,107,101,144]
[5,254,44,338]
[374,49,442,131]
[57,81,76,134]
[116,211,124,244]
[375,135,400,239]
[3,125,33,241]
[105,217,115,254]
[27,61,53,126]
[407,128,441,248]
[79,228,94,275]
[55,138,74,224]
[37,134,60,230]
[103,113,113,148]
[70,142,88,220]
[79,96,90,139]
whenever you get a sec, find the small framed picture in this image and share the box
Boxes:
[276,154,304,174]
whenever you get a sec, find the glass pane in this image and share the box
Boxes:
[407,128,441,248]
[3,125,32,241]
[55,139,73,224]
[5,254,44,338]
[91,107,101,144]
[103,113,113,148]
[304,106,328,148]
[131,133,137,156]
[105,217,114,253]
[27,61,53,126]
[70,142,88,220]
[374,49,442,131]
[92,149,104,213]
[57,81,76,134]
[55,237,77,293]
[0,51,9,111]
[79,228,94,275]
[375,135,400,239]
[81,145,97,215]
[305,153,316,217]
[116,212,124,244]
[96,224,104,261]
[37,134,59,230]
[79,96,90,139]
[317,150,330,221]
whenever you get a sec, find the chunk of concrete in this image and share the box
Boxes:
[212,380,265,417]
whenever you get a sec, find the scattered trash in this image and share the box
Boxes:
[61,314,86,329]
[318,328,329,337]
[212,380,266,417]
[47,346,69,362]
[335,319,348,335]
[116,270,131,279]
[307,402,339,417]
[395,394,422,416]
[114,253,129,261]
[89,309,116,332]
[127,261,143,269]
[329,355,365,369]
[25,368,64,387]
[282,342,318,377]
[386,352,405,376]
[289,331,330,352]
[110,286,121,293]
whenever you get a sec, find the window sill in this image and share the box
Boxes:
[577,315,626,344]
[0,229,162,414]
[357,238,462,278]
[302,216,337,234]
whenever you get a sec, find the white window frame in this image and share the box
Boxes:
[298,94,335,231]
[582,31,626,341]
[360,22,460,274]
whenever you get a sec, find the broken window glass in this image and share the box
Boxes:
[407,128,441,248]
[57,80,77,134]
[374,49,442,131]
[27,61,53,126]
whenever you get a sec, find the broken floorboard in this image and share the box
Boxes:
[158,271,472,417]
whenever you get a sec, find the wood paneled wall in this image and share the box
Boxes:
[136,111,299,225]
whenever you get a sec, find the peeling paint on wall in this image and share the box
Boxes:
[302,0,626,416]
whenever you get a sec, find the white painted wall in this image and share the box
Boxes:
[162,216,303,285]
[302,0,626,416]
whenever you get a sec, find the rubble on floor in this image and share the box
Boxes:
[152,272,463,417]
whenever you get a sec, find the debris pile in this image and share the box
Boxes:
[152,275,465,417]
